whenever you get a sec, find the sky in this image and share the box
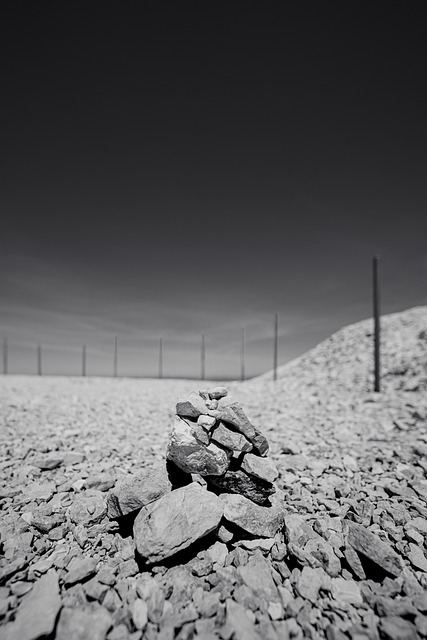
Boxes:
[1,2,427,379]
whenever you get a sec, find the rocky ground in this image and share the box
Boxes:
[1,306,427,640]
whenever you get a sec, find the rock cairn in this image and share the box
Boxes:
[106,386,285,564]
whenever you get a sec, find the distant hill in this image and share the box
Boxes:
[250,306,427,394]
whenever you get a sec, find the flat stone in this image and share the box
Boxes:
[134,482,223,563]
[206,469,275,505]
[225,599,263,640]
[32,455,63,470]
[210,422,253,452]
[68,492,107,526]
[197,414,217,430]
[0,569,61,640]
[294,566,330,603]
[241,453,278,483]
[207,386,228,399]
[64,557,97,585]
[167,416,231,476]
[219,402,269,456]
[346,520,403,577]
[176,391,209,418]
[84,473,115,492]
[107,462,172,518]
[407,543,427,571]
[220,492,285,537]
[379,616,418,640]
[237,553,279,602]
[331,577,362,605]
[56,605,112,640]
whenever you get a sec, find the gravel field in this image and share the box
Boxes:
[1,306,427,640]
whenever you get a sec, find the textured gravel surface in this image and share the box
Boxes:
[1,306,427,640]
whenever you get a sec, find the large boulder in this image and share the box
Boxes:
[107,462,173,519]
[134,483,224,563]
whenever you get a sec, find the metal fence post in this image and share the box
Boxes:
[241,326,246,382]
[3,338,7,375]
[373,255,381,392]
[113,336,118,377]
[159,337,163,379]
[273,313,278,381]
[82,344,87,377]
[37,344,42,375]
[201,333,205,380]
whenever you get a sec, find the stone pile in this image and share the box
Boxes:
[105,386,285,564]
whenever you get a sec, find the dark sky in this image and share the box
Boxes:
[1,2,426,378]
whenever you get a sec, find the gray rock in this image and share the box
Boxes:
[285,514,341,576]
[197,414,217,430]
[68,492,107,526]
[84,473,115,492]
[241,453,279,483]
[134,482,223,563]
[56,605,112,640]
[0,569,61,640]
[107,462,172,518]
[346,520,403,577]
[219,402,269,456]
[64,557,98,585]
[210,422,253,452]
[225,599,262,640]
[220,492,285,537]
[32,455,63,470]
[207,386,228,399]
[132,599,148,631]
[294,566,330,603]
[167,416,231,476]
[176,391,209,418]
[237,552,279,602]
[331,577,362,605]
[407,543,427,571]
[379,616,418,640]
[206,469,275,505]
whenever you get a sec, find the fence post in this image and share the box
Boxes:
[113,336,118,377]
[3,338,7,375]
[273,313,278,381]
[37,344,42,375]
[159,337,163,379]
[373,255,381,392]
[241,326,246,382]
[82,344,87,377]
[201,333,205,380]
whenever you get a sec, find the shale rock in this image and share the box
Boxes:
[345,520,403,577]
[206,469,275,505]
[107,462,172,518]
[210,422,253,452]
[134,482,223,563]
[167,415,231,475]
[220,492,285,537]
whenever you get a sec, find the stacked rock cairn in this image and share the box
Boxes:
[106,387,285,564]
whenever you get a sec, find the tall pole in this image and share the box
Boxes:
[273,313,278,381]
[159,336,163,379]
[201,333,206,380]
[373,255,381,392]
[37,344,42,376]
[3,338,7,375]
[241,326,246,382]
[113,336,118,377]
[82,344,86,377]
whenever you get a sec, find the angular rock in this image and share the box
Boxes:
[237,552,279,602]
[210,422,253,452]
[241,453,278,483]
[68,492,107,526]
[220,492,285,537]
[206,469,275,505]
[132,599,148,631]
[64,557,98,585]
[220,402,269,456]
[56,605,112,640]
[207,386,228,399]
[176,391,209,418]
[407,543,427,571]
[32,455,63,470]
[0,569,61,640]
[295,566,331,603]
[84,473,115,492]
[107,462,172,518]
[134,482,223,563]
[331,577,362,605]
[225,599,262,640]
[167,416,231,476]
[197,414,217,430]
[379,616,418,640]
[346,520,403,577]
[284,514,341,576]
